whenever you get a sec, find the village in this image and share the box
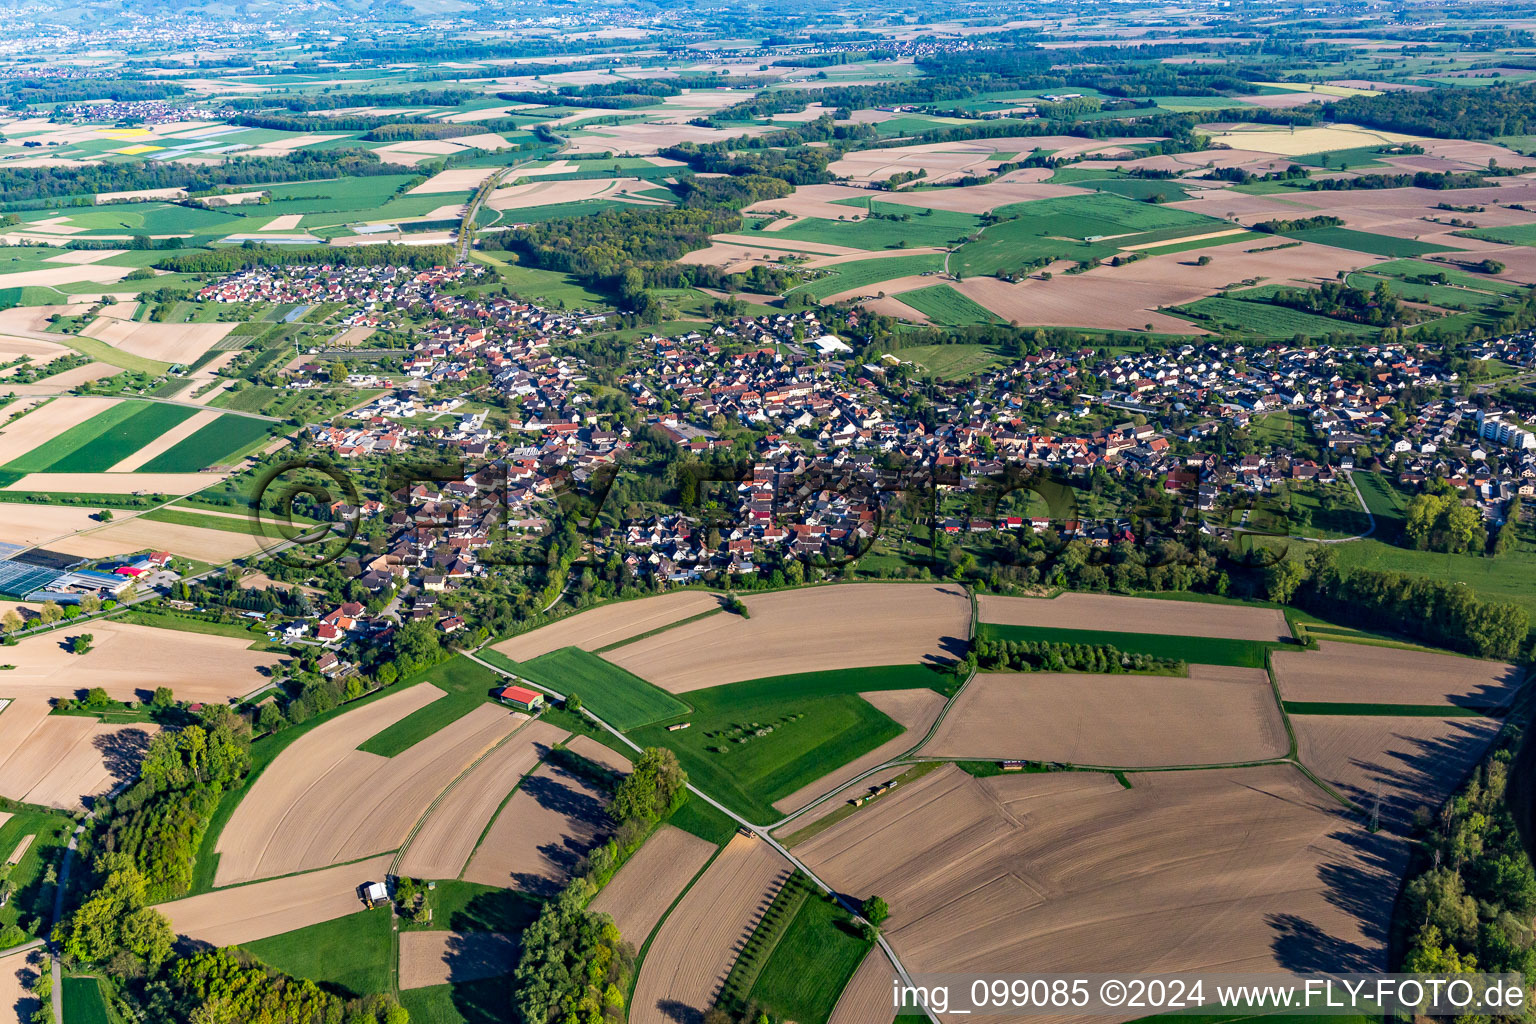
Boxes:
[180,256,1530,633]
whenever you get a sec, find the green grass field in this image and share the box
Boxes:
[747,889,874,1024]
[976,623,1279,668]
[1365,258,1525,294]
[242,908,394,997]
[404,880,543,934]
[1,400,191,473]
[1287,226,1453,257]
[137,413,274,472]
[61,977,112,1024]
[49,402,197,473]
[899,343,1012,379]
[1457,223,1536,246]
[471,253,607,309]
[1282,701,1493,716]
[398,978,516,1024]
[1177,296,1371,338]
[357,657,503,757]
[954,193,1221,276]
[137,507,260,535]
[27,202,243,237]
[628,664,949,823]
[0,808,72,937]
[773,202,981,250]
[787,254,946,301]
[895,284,1001,325]
[503,647,689,731]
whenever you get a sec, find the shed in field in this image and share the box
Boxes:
[497,685,545,712]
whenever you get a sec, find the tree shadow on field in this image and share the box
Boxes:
[505,769,612,897]
[653,999,705,1024]
[441,932,518,985]
[93,727,155,786]
[1267,819,1404,974]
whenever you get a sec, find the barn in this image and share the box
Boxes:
[497,685,545,712]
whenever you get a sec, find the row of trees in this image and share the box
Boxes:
[511,747,687,1022]
[154,241,459,274]
[975,638,1184,675]
[0,148,403,205]
[1267,547,1527,659]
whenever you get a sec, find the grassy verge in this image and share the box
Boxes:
[113,607,271,644]
[592,607,723,653]
[776,762,941,847]
[241,907,393,997]
[1282,701,1496,717]
[138,507,262,535]
[976,622,1279,668]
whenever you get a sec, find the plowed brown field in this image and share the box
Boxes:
[630,834,791,1024]
[159,854,395,945]
[398,931,519,990]
[921,666,1288,766]
[607,583,970,692]
[395,719,568,880]
[590,825,717,946]
[216,687,527,884]
[798,764,1404,1022]
[0,947,41,1024]
[1273,641,1523,707]
[979,592,1289,641]
[462,763,612,895]
[1293,712,1501,829]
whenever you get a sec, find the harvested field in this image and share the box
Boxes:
[978,593,1289,642]
[215,687,527,884]
[0,305,90,334]
[461,762,613,895]
[0,502,114,547]
[798,764,1403,1015]
[81,317,235,363]
[607,583,970,693]
[0,947,41,1024]
[630,834,791,1024]
[771,688,947,814]
[1273,641,1524,707]
[394,718,568,880]
[589,825,717,945]
[408,167,498,194]
[44,249,125,265]
[30,362,119,388]
[486,176,661,211]
[159,853,395,946]
[564,734,632,775]
[922,666,1289,767]
[107,409,220,472]
[1294,713,1501,829]
[0,396,119,465]
[4,471,228,494]
[828,949,899,1024]
[0,336,72,367]
[49,516,263,563]
[494,590,725,662]
[398,931,519,990]
[1198,124,1420,156]
[0,619,278,699]
[0,263,132,289]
